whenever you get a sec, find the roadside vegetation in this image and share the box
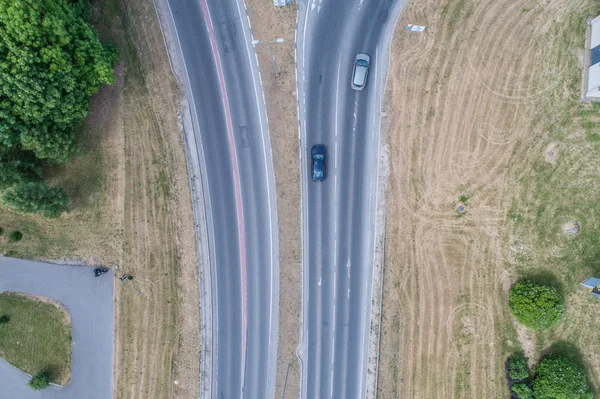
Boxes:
[0,293,71,385]
[0,0,200,398]
[508,281,564,330]
[0,0,117,219]
[378,0,600,397]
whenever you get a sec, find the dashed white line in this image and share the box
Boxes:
[333,272,336,298]
[334,59,341,137]
[330,369,334,397]
[333,243,337,266]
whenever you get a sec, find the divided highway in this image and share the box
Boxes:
[165,0,279,397]
[297,0,405,397]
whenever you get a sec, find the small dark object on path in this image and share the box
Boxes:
[94,267,109,277]
[118,274,133,282]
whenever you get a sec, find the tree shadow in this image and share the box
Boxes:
[540,341,586,370]
[41,365,60,384]
[516,269,564,297]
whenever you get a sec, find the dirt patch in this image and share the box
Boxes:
[242,2,300,398]
[545,142,559,164]
[0,0,200,397]
[515,323,536,367]
[377,0,596,397]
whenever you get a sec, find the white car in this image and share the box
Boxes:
[351,53,370,90]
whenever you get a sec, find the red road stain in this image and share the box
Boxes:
[199,0,248,391]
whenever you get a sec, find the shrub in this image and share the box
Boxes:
[512,383,533,399]
[28,371,50,390]
[0,227,3,234]
[2,182,70,219]
[9,231,22,242]
[0,315,8,324]
[507,352,529,381]
[509,280,564,330]
[533,354,592,399]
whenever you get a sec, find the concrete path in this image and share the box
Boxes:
[0,257,114,399]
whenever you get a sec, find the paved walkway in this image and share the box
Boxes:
[0,257,114,398]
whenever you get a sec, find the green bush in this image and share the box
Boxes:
[28,371,50,390]
[512,383,533,399]
[0,315,8,324]
[9,231,22,242]
[507,353,529,381]
[509,281,564,330]
[2,182,70,219]
[533,354,592,399]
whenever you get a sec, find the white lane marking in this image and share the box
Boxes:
[347,259,350,278]
[330,369,334,397]
[318,277,322,286]
[352,100,359,132]
[234,0,279,394]
[334,142,338,168]
[334,59,341,137]
[333,242,337,266]
[333,272,336,299]
[348,288,350,298]
[303,4,309,69]
[332,303,336,331]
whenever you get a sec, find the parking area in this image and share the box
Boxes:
[0,257,114,398]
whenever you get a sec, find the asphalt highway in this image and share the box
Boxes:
[165,0,279,397]
[297,0,404,397]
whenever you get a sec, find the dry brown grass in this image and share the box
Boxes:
[243,2,301,398]
[0,0,200,398]
[378,0,600,397]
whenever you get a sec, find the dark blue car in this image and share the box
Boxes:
[311,144,326,181]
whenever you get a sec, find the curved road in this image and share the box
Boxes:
[0,257,114,399]
[165,0,279,397]
[297,0,404,397]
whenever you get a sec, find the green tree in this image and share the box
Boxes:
[507,352,529,381]
[28,371,50,390]
[512,383,533,399]
[0,0,118,162]
[0,148,43,189]
[533,354,592,399]
[509,281,564,330]
[2,182,70,219]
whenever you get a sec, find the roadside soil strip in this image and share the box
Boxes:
[152,0,213,397]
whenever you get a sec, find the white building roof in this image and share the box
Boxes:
[587,16,600,98]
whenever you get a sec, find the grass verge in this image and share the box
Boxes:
[0,0,200,397]
[0,292,71,385]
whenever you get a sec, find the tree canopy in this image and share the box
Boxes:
[508,281,564,330]
[512,383,533,399]
[0,0,117,162]
[507,352,529,381]
[2,182,70,219]
[533,354,592,399]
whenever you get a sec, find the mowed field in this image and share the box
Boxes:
[0,0,200,398]
[378,0,600,397]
